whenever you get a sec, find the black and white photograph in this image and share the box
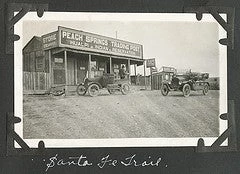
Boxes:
[14,12,227,147]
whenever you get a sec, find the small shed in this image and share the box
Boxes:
[23,36,50,94]
[151,66,176,90]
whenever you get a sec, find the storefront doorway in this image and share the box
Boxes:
[67,57,76,85]
[77,58,88,84]
[65,52,88,85]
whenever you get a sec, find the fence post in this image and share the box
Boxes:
[150,67,153,90]
[143,60,146,90]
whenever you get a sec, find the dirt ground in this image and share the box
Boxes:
[23,87,219,139]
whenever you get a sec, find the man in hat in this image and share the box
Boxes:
[119,65,127,79]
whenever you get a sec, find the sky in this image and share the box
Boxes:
[22,13,220,77]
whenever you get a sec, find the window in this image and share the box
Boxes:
[98,61,105,71]
[36,57,44,71]
[165,74,169,80]
[35,49,46,72]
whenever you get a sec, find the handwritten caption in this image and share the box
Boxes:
[45,154,167,172]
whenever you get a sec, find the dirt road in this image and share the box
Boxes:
[23,88,219,139]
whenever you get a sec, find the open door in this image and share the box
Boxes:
[67,57,76,85]
[77,59,88,84]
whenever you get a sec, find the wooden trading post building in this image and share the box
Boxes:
[23,26,144,94]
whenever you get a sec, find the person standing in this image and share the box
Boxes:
[119,65,127,79]
[136,73,140,85]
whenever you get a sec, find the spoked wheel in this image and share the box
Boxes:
[76,84,86,96]
[121,83,130,95]
[88,84,100,97]
[182,84,191,97]
[202,83,209,95]
[161,84,169,96]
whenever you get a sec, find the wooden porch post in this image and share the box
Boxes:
[74,59,78,84]
[64,50,68,93]
[88,54,91,78]
[48,50,52,88]
[128,59,131,80]
[109,56,112,74]
[144,60,147,90]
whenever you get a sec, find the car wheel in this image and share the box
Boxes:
[203,83,209,95]
[161,84,169,96]
[88,84,100,97]
[182,84,191,97]
[76,84,86,96]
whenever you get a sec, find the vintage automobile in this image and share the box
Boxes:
[161,71,210,97]
[76,73,130,97]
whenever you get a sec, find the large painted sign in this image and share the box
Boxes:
[58,26,143,59]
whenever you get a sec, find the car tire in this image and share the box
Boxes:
[182,84,191,97]
[202,83,209,95]
[76,84,86,96]
[161,84,169,96]
[88,84,100,97]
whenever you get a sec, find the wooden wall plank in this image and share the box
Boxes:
[23,71,50,94]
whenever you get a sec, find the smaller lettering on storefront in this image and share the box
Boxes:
[42,31,58,50]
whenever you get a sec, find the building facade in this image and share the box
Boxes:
[23,26,144,94]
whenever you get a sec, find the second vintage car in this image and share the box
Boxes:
[161,70,210,97]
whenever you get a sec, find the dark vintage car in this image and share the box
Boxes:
[161,71,210,97]
[76,73,130,97]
